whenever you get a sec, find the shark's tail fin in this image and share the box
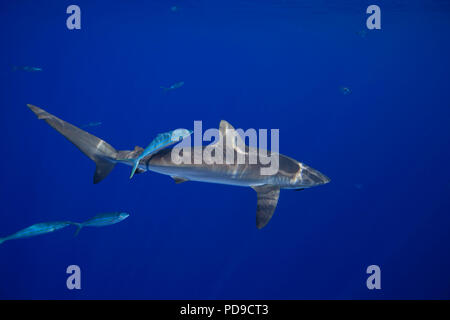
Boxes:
[0,238,5,245]
[27,104,118,184]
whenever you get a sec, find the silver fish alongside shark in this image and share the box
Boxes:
[0,221,71,245]
[72,212,130,236]
[120,129,192,179]
[27,104,330,229]
[0,213,130,245]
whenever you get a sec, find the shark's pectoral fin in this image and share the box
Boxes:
[171,176,189,184]
[94,159,116,184]
[252,185,280,229]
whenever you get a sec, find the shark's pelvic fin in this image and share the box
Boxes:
[27,104,118,184]
[171,176,189,184]
[252,185,281,229]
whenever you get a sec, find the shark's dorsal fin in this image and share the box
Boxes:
[219,120,235,136]
[171,176,189,184]
[219,120,246,152]
[252,185,280,229]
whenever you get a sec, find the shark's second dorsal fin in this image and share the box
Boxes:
[252,185,280,229]
[134,145,144,154]
[219,120,246,152]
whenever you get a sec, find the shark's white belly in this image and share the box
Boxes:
[147,164,268,187]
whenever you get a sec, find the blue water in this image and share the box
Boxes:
[1,0,450,299]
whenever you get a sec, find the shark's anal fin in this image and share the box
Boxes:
[134,167,145,174]
[252,185,280,229]
[171,176,189,184]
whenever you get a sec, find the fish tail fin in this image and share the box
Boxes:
[114,156,140,179]
[0,238,5,245]
[27,104,118,184]
[160,86,169,93]
[72,223,83,237]
[129,160,139,179]
[12,65,17,71]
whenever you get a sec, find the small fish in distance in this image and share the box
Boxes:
[356,30,367,38]
[0,221,71,245]
[12,66,43,72]
[72,212,130,236]
[340,86,351,95]
[160,81,184,92]
[81,121,102,128]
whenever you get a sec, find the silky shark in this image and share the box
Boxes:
[27,104,330,229]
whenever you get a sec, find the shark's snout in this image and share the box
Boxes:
[301,165,330,186]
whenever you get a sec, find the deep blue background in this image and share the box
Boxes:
[1,0,450,299]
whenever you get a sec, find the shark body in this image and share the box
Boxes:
[27,104,330,228]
